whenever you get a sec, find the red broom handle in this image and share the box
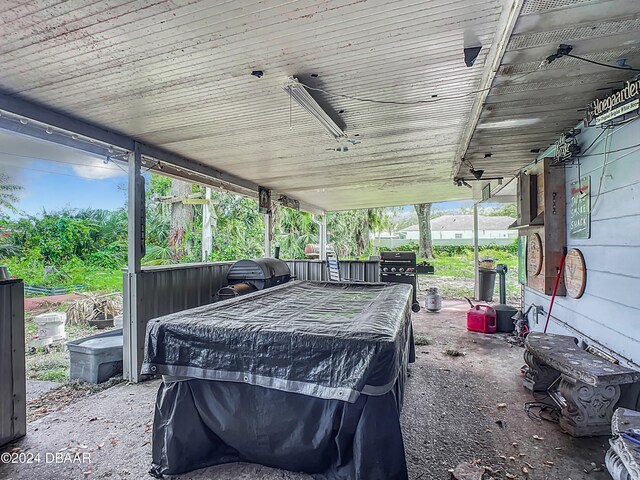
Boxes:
[544,247,567,333]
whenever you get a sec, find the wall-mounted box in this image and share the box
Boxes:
[512,158,566,296]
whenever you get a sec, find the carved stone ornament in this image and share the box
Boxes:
[605,448,632,480]
[559,375,621,437]
[523,350,560,392]
[606,408,640,479]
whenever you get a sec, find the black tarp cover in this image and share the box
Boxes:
[142,280,413,402]
[151,374,409,479]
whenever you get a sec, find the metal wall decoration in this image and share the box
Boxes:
[553,129,581,165]
[570,176,591,239]
[564,248,586,299]
[258,186,271,214]
[527,233,543,276]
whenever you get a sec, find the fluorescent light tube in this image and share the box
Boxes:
[283,77,347,140]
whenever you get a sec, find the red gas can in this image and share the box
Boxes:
[466,305,497,334]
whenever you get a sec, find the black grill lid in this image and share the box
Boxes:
[227,258,291,290]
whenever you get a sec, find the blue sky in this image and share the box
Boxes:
[0,130,482,217]
[0,130,127,216]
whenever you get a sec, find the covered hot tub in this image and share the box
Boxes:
[143,280,414,480]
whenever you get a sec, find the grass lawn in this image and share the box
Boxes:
[419,248,521,304]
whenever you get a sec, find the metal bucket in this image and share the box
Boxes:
[0,266,8,280]
[425,287,442,312]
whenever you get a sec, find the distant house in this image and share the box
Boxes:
[401,215,517,246]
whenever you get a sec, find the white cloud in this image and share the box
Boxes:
[0,130,126,180]
[70,159,125,179]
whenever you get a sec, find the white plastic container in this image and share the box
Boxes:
[113,314,123,328]
[34,312,67,341]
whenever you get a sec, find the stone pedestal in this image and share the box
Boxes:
[559,375,620,437]
[523,350,560,392]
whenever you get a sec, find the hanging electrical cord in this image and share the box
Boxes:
[297,67,544,106]
[564,53,640,72]
[546,44,640,72]
[578,142,640,157]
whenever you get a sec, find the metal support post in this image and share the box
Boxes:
[202,187,213,262]
[124,142,144,382]
[264,212,272,258]
[319,213,327,260]
[473,203,480,301]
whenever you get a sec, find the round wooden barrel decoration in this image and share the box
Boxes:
[527,233,543,276]
[564,248,586,298]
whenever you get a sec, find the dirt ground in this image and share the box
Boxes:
[1,300,610,480]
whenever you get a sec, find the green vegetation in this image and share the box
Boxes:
[1,170,519,300]
[0,173,394,292]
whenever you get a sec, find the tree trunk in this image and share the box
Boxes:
[414,203,434,259]
[169,179,193,262]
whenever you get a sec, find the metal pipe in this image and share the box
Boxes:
[264,212,272,258]
[312,213,328,261]
[125,143,143,382]
[473,203,480,301]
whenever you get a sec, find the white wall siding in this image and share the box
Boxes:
[523,118,640,368]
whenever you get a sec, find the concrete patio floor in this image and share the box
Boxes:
[1,300,610,480]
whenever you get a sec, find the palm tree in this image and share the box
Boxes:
[0,173,21,214]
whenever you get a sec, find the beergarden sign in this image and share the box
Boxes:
[585,80,640,126]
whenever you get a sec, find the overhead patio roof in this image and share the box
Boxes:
[456,0,640,180]
[1,0,638,211]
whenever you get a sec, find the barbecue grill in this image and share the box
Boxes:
[217,258,291,301]
[380,251,421,312]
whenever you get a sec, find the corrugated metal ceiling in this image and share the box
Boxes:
[458,0,640,182]
[0,0,506,211]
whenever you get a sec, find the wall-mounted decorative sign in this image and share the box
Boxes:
[585,80,640,127]
[527,233,543,276]
[570,176,590,239]
[564,248,586,298]
[258,186,271,214]
[553,129,581,164]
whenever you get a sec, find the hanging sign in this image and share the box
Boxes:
[585,80,640,126]
[553,129,580,164]
[258,186,271,214]
[570,176,590,239]
[564,248,586,298]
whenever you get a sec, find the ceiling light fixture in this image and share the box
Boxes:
[464,46,482,67]
[470,168,484,180]
[283,77,347,141]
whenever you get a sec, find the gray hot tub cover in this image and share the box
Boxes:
[141,280,414,402]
